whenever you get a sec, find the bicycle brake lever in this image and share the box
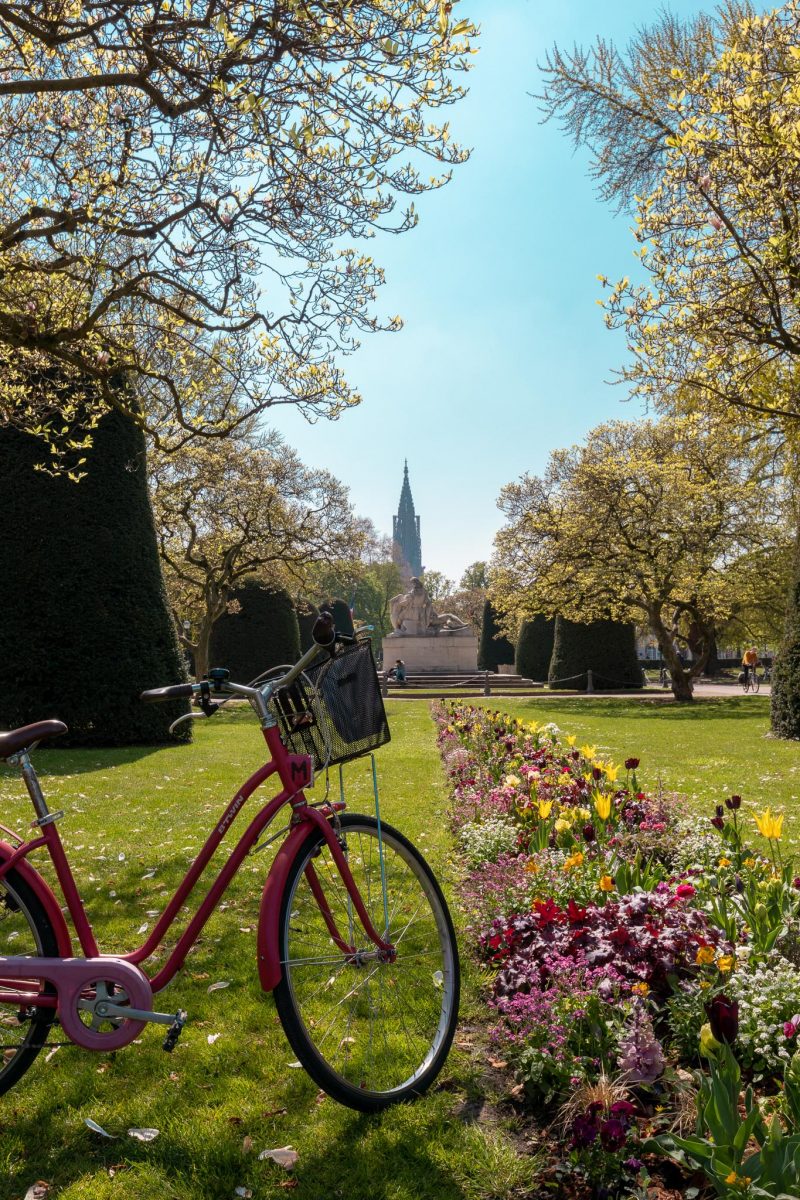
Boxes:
[168,711,207,734]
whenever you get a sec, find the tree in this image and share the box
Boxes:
[150,431,364,679]
[0,404,189,744]
[460,561,489,591]
[210,582,300,683]
[310,536,405,639]
[478,599,515,672]
[540,3,800,427]
[540,4,800,721]
[548,617,641,692]
[0,3,476,465]
[515,615,556,683]
[421,570,455,604]
[492,416,787,701]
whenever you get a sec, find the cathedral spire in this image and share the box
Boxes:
[392,462,422,579]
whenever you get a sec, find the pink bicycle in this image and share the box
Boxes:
[0,615,459,1112]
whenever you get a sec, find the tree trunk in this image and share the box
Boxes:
[649,605,696,702]
[193,616,214,681]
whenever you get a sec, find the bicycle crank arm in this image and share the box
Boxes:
[83,998,186,1026]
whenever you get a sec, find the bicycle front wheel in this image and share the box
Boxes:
[0,868,58,1096]
[273,814,460,1112]
[752,673,761,693]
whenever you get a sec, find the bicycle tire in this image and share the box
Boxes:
[752,673,761,694]
[272,814,460,1112]
[0,868,58,1096]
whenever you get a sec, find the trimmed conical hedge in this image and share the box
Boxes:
[210,582,301,682]
[0,408,190,744]
[478,600,515,672]
[548,617,642,691]
[515,616,556,682]
[771,530,800,738]
[296,600,320,652]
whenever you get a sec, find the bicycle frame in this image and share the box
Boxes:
[0,719,394,1048]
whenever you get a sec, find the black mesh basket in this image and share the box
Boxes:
[270,639,390,771]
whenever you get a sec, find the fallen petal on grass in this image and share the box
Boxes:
[85,1119,116,1138]
[207,981,230,993]
[258,1145,299,1170]
[24,1183,51,1200]
[127,1128,159,1142]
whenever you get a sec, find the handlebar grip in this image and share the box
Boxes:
[140,684,195,702]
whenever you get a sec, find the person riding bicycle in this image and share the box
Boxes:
[742,646,759,686]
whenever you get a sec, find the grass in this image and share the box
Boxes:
[0,702,539,1200]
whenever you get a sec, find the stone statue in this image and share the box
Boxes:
[389,577,469,636]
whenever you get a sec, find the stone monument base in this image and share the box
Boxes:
[382,633,478,675]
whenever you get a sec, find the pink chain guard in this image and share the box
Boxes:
[0,956,152,1050]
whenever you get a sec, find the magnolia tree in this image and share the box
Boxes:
[0,1,475,464]
[491,417,788,701]
[150,431,365,679]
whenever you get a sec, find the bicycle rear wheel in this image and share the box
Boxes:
[273,814,459,1112]
[0,869,58,1095]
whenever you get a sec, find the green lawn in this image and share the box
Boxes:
[0,702,538,1200]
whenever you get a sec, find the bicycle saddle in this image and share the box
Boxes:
[0,720,68,759]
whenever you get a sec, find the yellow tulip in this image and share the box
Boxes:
[594,792,612,821]
[580,744,597,760]
[554,818,570,834]
[566,735,577,747]
[537,800,553,819]
[716,955,735,973]
[577,807,591,821]
[754,807,784,841]
[603,763,620,784]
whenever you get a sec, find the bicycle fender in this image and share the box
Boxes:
[0,841,73,956]
[257,823,311,993]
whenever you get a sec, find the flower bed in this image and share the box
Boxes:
[435,701,800,1199]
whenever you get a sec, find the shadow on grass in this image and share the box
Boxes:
[0,740,189,780]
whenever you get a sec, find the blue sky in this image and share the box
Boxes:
[273,0,716,584]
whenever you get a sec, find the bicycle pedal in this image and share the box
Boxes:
[162,1009,188,1052]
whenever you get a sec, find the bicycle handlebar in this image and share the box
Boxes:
[141,617,364,710]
